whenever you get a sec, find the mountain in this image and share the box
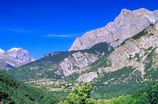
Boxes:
[77,23,158,98]
[9,42,113,81]
[0,47,35,70]
[69,8,158,51]
[8,8,158,99]
[9,8,158,80]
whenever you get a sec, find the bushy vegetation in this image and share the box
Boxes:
[131,29,147,40]
[89,55,111,72]
[8,60,62,81]
[61,82,158,104]
[60,82,92,104]
[131,81,158,104]
[0,70,42,103]
[92,67,145,99]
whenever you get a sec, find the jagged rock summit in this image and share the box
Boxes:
[0,47,35,70]
[69,8,158,51]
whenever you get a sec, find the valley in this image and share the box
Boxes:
[1,8,158,104]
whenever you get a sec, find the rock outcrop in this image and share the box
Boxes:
[99,23,158,76]
[77,72,98,82]
[69,8,158,51]
[76,22,158,82]
[58,43,113,76]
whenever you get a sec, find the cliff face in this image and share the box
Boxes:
[57,43,113,76]
[69,8,158,51]
[77,23,158,82]
[58,52,100,76]
[102,24,158,72]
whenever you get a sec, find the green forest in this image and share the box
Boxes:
[1,70,158,104]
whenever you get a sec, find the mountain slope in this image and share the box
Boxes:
[0,47,34,70]
[9,42,113,81]
[70,22,158,98]
[0,70,46,104]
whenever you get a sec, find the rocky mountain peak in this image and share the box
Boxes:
[7,47,22,52]
[134,8,149,13]
[6,47,35,62]
[0,47,35,70]
[69,8,158,51]
[120,8,132,15]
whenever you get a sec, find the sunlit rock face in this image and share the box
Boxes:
[76,23,158,82]
[69,8,158,51]
[98,23,158,76]
[58,43,113,76]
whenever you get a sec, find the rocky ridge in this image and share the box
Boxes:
[101,23,158,73]
[77,22,158,82]
[69,8,158,51]
[57,43,113,76]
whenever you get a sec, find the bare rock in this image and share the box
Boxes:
[69,8,158,51]
[100,23,158,77]
[57,43,113,76]
[77,72,98,82]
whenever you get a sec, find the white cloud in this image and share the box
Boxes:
[7,28,33,33]
[47,32,84,38]
[47,34,72,38]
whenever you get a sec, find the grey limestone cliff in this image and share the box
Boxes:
[69,8,158,51]
[57,43,113,76]
[77,22,158,82]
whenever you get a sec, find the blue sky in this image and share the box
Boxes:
[0,0,157,59]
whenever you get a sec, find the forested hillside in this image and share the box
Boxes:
[0,70,60,104]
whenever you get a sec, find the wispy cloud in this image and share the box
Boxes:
[47,34,72,38]
[7,28,33,33]
[47,32,84,38]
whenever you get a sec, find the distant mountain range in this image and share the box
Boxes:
[8,8,158,98]
[0,48,34,70]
